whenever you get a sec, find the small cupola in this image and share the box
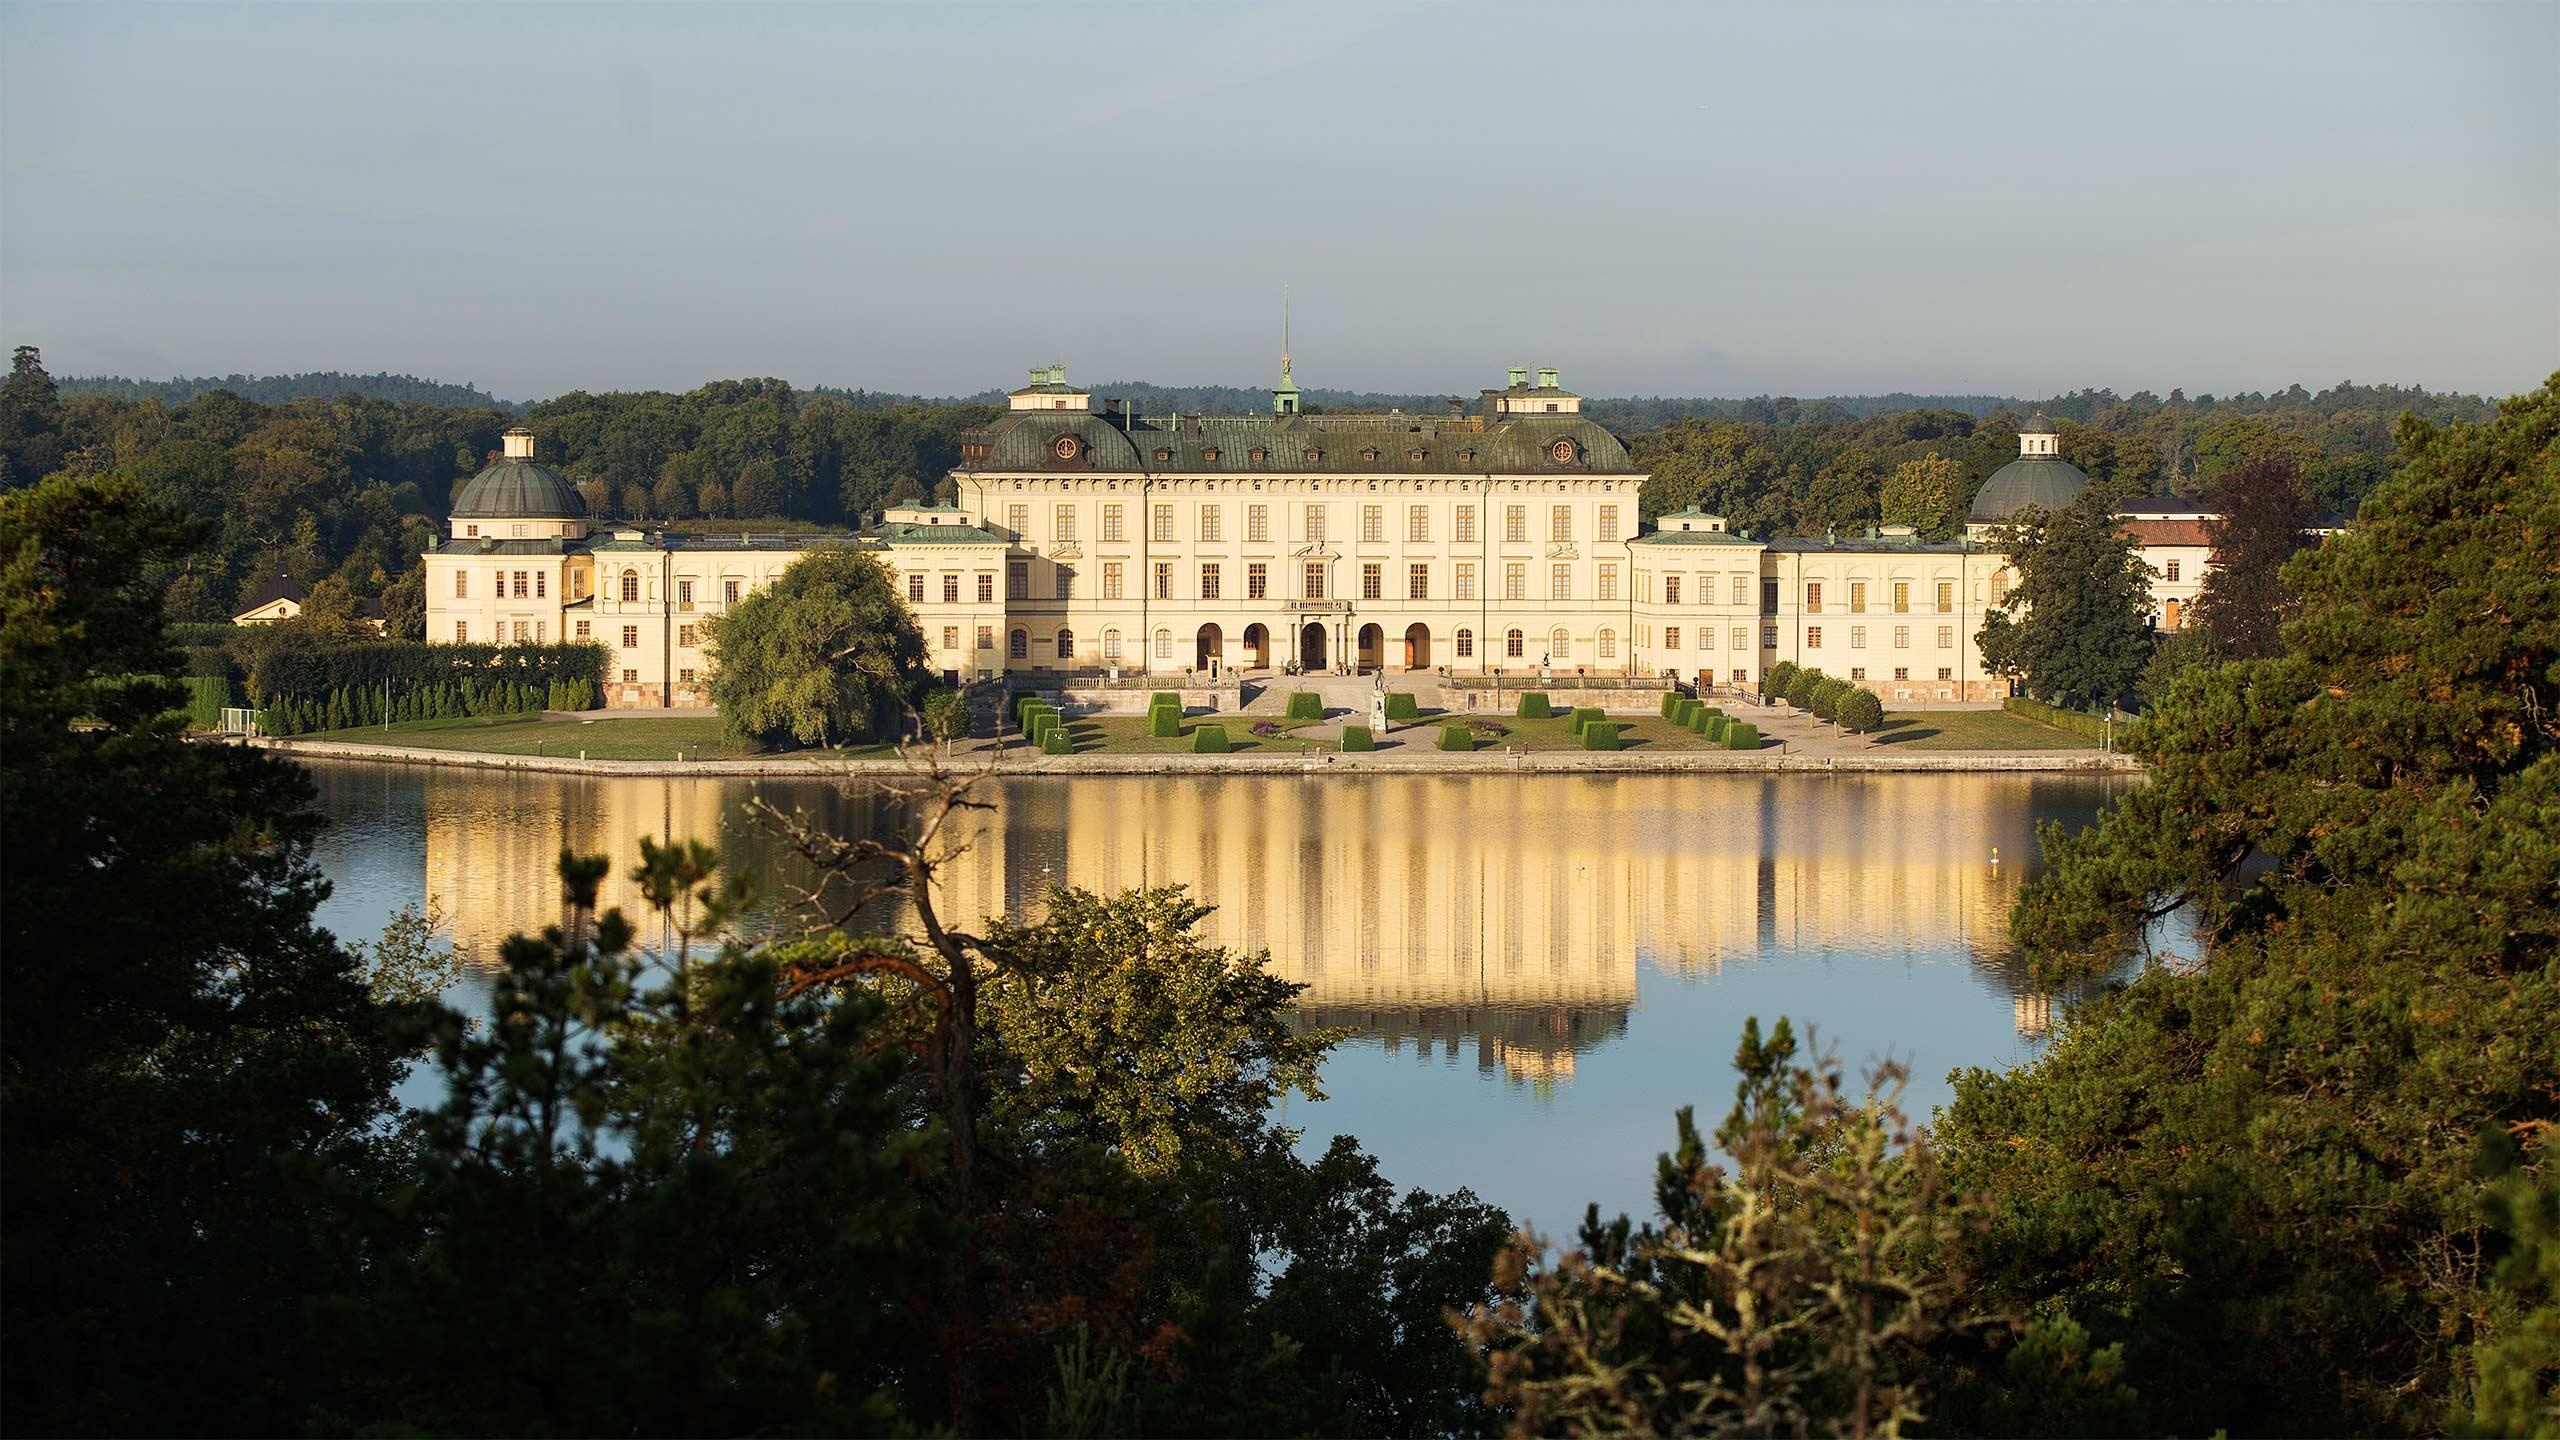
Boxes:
[501,425,536,460]
[2018,414,2060,458]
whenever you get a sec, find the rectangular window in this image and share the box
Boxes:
[1362,563,1383,600]
[724,578,741,604]
[1200,505,1221,543]
[1103,562,1124,600]
[1247,562,1268,600]
[1200,563,1220,599]
[1937,625,1954,649]
[1505,562,1526,600]
[1154,562,1172,600]
[942,574,959,604]
[1850,667,1865,681]
[1304,562,1326,599]
[511,570,528,599]
[1665,626,1681,650]
[622,625,640,649]
[1598,563,1618,601]
[1807,626,1823,648]
[1247,504,1269,542]
[1732,573,1751,606]
[1457,630,1475,658]
[1599,630,1617,660]
[1455,505,1477,543]
[1732,626,1747,650]
[1054,503,1077,543]
[455,620,468,643]
[1407,504,1429,543]
[1152,504,1174,543]
[941,625,958,650]
[679,667,694,683]
[1551,563,1570,600]
[2166,559,2182,582]
[1664,575,1681,605]
[1507,630,1526,659]
[1762,579,1780,614]
[453,572,468,599]
[1007,562,1026,596]
[1894,581,1911,614]
[676,578,692,608]
[1850,580,1866,614]
[1549,505,1571,542]
[1007,503,1029,540]
[1055,564,1075,600]
[1762,623,1779,648]
[1362,505,1383,543]
[907,573,925,603]
[1895,666,1910,681]
[536,572,548,599]
[1851,625,1867,649]
[1102,504,1125,542]
[1505,505,1527,543]
[1938,666,1954,681]
[1154,630,1172,660]
[1894,625,1911,649]
[1455,561,1476,600]
[977,625,994,652]
[1407,562,1428,600]
[677,624,696,647]
[621,668,636,683]
[1598,504,1618,537]
[574,620,591,639]
[977,573,995,603]
[1937,581,1953,614]
[1304,507,1327,544]
[1806,581,1822,613]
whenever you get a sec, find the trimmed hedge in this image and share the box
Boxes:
[1724,721,1761,750]
[1659,691,1681,719]
[1580,721,1620,751]
[243,639,605,734]
[1436,724,1474,752]
[1015,693,1050,731]
[1383,691,1420,723]
[1515,691,1552,719]
[1150,690,1181,712]
[1673,698,1702,726]
[1042,727,1073,755]
[1191,724,1231,753]
[1286,691,1323,721]
[2006,696,2113,742]
[1028,712,1059,747]
[1703,714,1729,742]
[1340,724,1375,752]
[1568,706,1604,735]
[1148,706,1182,738]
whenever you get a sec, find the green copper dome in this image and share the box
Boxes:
[452,456,585,519]
[1969,455,2090,522]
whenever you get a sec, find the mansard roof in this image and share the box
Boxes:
[960,408,1638,476]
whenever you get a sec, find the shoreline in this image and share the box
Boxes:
[247,735,2144,779]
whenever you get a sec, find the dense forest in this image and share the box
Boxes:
[0,345,2497,628]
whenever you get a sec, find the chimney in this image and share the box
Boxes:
[1536,366,1559,389]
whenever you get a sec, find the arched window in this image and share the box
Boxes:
[1056,629,1075,659]
[1505,628,1525,659]
[1598,628,1617,660]
[1154,628,1172,660]
[620,570,639,602]
[1009,629,1028,660]
[1103,629,1122,663]
[1455,628,1475,658]
[1550,628,1571,660]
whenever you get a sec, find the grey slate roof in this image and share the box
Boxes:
[964,408,1637,476]
[864,521,1006,546]
[235,571,307,611]
[452,457,587,519]
[1969,456,2091,521]
[1632,528,1758,547]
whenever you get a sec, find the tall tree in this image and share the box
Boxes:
[0,344,67,487]
[1974,486,2155,711]
[702,548,928,748]
[1878,452,1961,535]
[1937,377,2560,1435]
[2192,450,2313,659]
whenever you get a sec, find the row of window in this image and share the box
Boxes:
[1800,625,1961,651]
[1000,501,1621,547]
[453,570,549,600]
[597,573,748,606]
[1798,580,1961,614]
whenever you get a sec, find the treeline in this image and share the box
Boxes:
[57,369,510,408]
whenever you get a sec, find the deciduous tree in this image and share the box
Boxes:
[703,548,927,748]
[1975,486,2154,712]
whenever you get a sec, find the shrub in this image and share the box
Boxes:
[1515,691,1552,719]
[1042,727,1073,755]
[1580,721,1620,751]
[1250,720,1285,738]
[1191,724,1230,753]
[1016,692,1050,731]
[1148,706,1181,738]
[177,674,232,730]
[1764,660,1800,701]
[1467,718,1510,737]
[1674,698,1701,726]
[1810,677,1850,722]
[1150,690,1181,713]
[1838,688,1885,733]
[2004,695,2113,742]
[1724,721,1761,750]
[1383,692,1420,723]
[1785,668,1826,710]
[1703,714,1730,742]
[1568,707,1604,734]
[1286,691,1323,721]
[1340,724,1375,752]
[1028,712,1058,747]
[1437,724,1474,752]
[1659,691,1681,718]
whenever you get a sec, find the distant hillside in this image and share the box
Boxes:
[58,371,511,408]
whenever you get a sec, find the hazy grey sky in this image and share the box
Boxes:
[4,1,2553,401]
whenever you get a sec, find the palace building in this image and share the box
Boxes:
[421,359,2221,708]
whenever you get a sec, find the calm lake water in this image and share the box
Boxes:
[304,762,2133,1239]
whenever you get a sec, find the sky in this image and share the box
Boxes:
[3,1,2553,402]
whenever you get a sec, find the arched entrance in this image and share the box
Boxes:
[1356,623,1385,672]
[1298,621,1328,670]
[1242,623,1270,669]
[1195,622,1223,671]
[1402,622,1430,671]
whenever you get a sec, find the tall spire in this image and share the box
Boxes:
[1273,285,1301,414]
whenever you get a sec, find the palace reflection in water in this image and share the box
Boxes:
[309,767,2125,1087]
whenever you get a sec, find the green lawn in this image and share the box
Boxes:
[1868,708,2098,751]
[1033,714,1337,755]
[1434,712,1731,752]
[300,713,893,761]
